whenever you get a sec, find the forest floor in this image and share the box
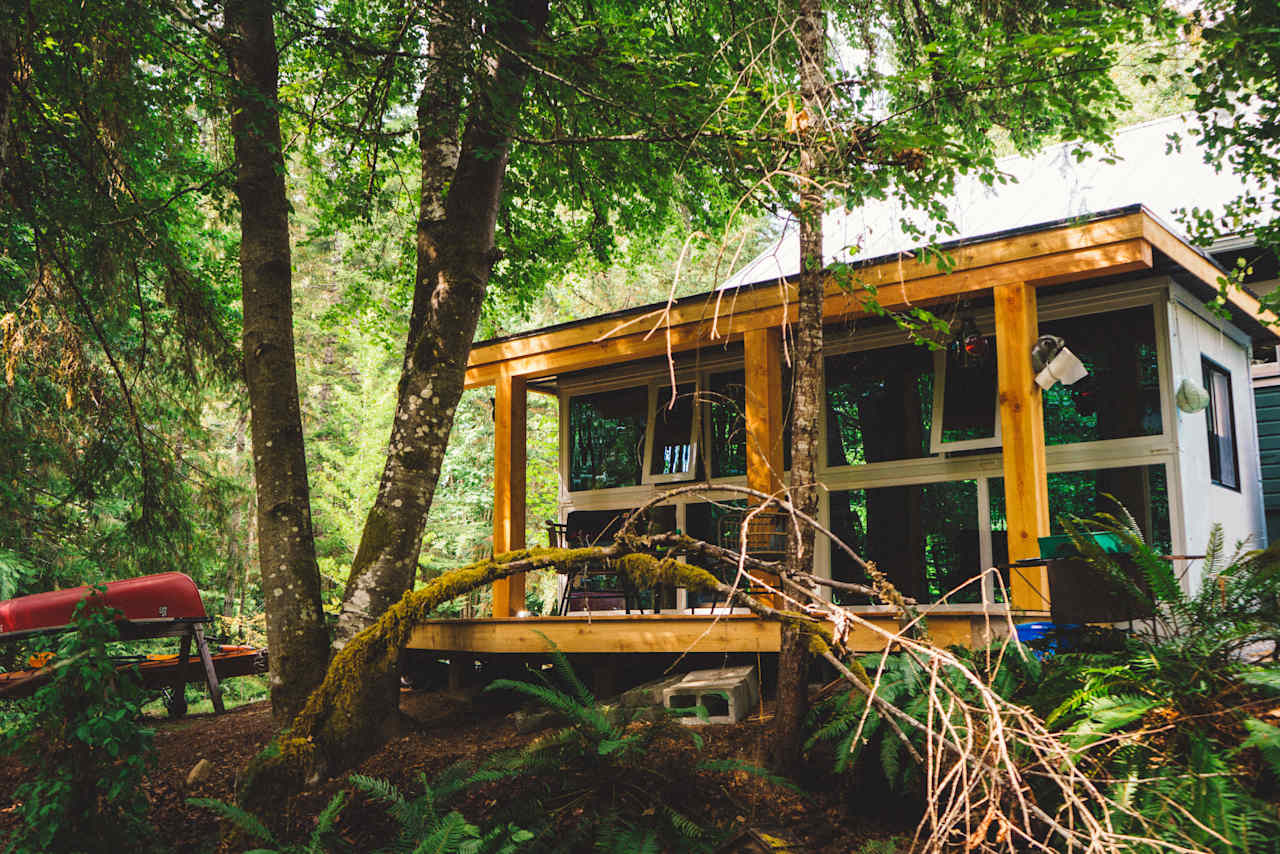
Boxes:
[1,684,915,853]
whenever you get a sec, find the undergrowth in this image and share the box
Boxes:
[807,511,1280,851]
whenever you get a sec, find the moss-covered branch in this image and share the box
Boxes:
[235,533,838,815]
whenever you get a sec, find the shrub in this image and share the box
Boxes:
[3,590,156,854]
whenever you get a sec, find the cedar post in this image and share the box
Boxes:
[993,281,1051,612]
[492,370,527,617]
[744,328,784,599]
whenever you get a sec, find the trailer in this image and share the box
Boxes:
[0,573,263,716]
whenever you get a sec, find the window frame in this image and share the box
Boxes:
[643,380,701,485]
[929,344,1003,454]
[1202,356,1241,491]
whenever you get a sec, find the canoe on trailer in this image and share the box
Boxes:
[0,572,207,641]
[0,572,262,715]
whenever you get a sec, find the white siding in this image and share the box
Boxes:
[1167,284,1266,593]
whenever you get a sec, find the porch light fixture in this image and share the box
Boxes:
[949,313,989,369]
[1031,334,1088,390]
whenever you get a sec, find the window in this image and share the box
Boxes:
[705,371,747,478]
[704,367,793,477]
[684,500,748,607]
[828,480,983,604]
[931,336,1000,452]
[988,464,1172,565]
[567,387,647,491]
[825,344,935,466]
[647,383,698,481]
[1040,306,1162,445]
[1203,358,1240,489]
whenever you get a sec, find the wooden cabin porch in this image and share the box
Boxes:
[416,206,1277,661]
[407,611,1003,655]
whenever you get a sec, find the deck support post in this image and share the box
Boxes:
[492,370,527,617]
[994,281,1052,612]
[744,328,784,600]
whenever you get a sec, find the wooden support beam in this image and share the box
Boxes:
[744,328,784,496]
[994,282,1051,612]
[744,328,784,602]
[467,212,1148,372]
[491,371,527,617]
[193,623,225,714]
[464,238,1155,389]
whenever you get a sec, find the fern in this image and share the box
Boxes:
[1242,719,1280,779]
[187,796,274,844]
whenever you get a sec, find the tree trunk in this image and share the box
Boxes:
[223,0,330,721]
[774,0,826,773]
[335,0,548,650]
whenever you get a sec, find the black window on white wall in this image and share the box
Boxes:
[1202,357,1240,490]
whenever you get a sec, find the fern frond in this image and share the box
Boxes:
[412,810,479,854]
[351,773,406,807]
[306,791,348,852]
[187,797,275,843]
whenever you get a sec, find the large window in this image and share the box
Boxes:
[826,344,936,466]
[705,371,747,478]
[989,464,1171,566]
[704,368,792,478]
[648,383,698,480]
[1041,306,1162,445]
[1203,358,1240,489]
[568,387,647,492]
[828,480,983,604]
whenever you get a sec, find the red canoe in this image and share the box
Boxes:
[0,572,208,641]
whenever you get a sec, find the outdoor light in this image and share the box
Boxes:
[1031,334,1088,390]
[950,313,989,368]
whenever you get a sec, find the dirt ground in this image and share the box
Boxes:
[1,686,914,853]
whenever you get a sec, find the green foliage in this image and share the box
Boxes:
[188,791,348,854]
[2,595,156,854]
[478,644,795,852]
[349,772,533,854]
[1030,513,1280,850]
[0,0,244,604]
[1177,0,1280,294]
[806,642,1040,787]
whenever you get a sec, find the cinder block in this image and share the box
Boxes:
[662,665,759,725]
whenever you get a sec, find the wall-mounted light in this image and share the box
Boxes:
[1031,334,1088,390]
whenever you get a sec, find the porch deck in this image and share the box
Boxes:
[406,611,1011,655]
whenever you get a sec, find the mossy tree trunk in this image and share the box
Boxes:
[774,0,827,773]
[223,0,330,721]
[334,0,549,665]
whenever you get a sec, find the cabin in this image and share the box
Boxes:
[408,115,1279,668]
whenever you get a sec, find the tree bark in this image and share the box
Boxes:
[223,0,330,722]
[774,0,826,773]
[335,0,548,650]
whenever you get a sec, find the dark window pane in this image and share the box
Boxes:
[1203,359,1239,489]
[989,464,1171,562]
[1041,306,1162,445]
[940,338,998,444]
[706,371,747,478]
[684,500,748,607]
[651,384,696,476]
[829,480,982,604]
[825,344,935,466]
[568,387,647,491]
